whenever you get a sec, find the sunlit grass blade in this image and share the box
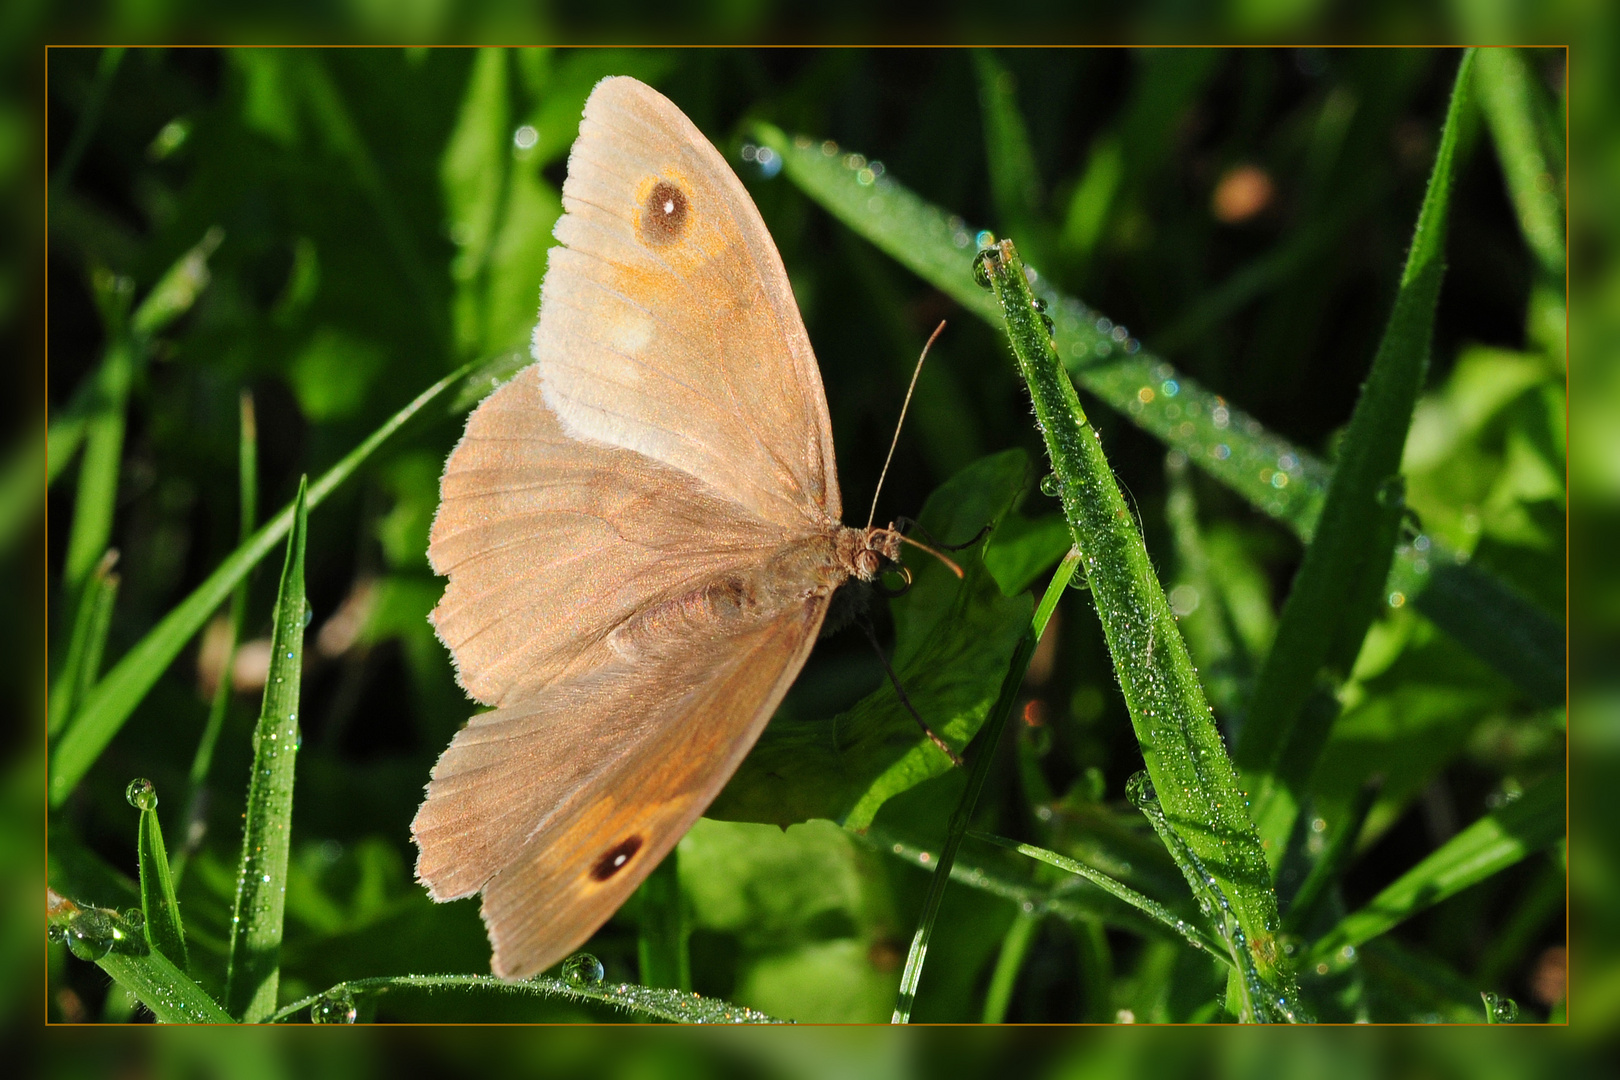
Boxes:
[980,238,1289,1013]
[1475,48,1565,278]
[970,831,1229,964]
[49,362,471,806]
[226,478,308,1022]
[1308,771,1564,969]
[752,110,1561,709]
[48,549,119,737]
[267,974,785,1024]
[891,546,1079,1024]
[129,226,223,340]
[1236,50,1476,865]
[48,888,232,1023]
[129,779,188,970]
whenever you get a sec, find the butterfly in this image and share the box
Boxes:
[411,75,933,979]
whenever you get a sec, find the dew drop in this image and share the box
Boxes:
[562,952,605,987]
[302,600,314,628]
[1039,313,1055,337]
[47,923,67,945]
[65,908,118,962]
[121,908,146,933]
[1125,770,1159,810]
[972,248,998,290]
[1482,991,1520,1023]
[311,989,358,1024]
[1038,473,1061,498]
[125,778,158,811]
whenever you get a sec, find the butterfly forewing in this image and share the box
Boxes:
[535,76,840,527]
[416,76,859,980]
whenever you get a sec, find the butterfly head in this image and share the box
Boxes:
[849,526,904,582]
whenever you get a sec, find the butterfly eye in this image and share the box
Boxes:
[638,181,689,246]
[589,835,645,882]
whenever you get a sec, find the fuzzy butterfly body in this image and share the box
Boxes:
[412,76,903,979]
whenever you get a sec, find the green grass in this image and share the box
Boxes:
[42,47,1566,1024]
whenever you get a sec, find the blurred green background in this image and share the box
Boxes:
[3,0,1604,1062]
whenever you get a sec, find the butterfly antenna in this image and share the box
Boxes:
[866,320,947,531]
[857,613,963,767]
[896,533,964,579]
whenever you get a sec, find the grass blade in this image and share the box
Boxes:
[636,848,690,990]
[48,549,119,737]
[980,238,1290,1012]
[1308,771,1564,969]
[891,546,1080,1024]
[1281,775,1383,936]
[753,107,1561,709]
[129,779,188,971]
[970,831,1229,964]
[226,478,309,1022]
[49,362,470,806]
[178,390,259,881]
[61,272,133,594]
[1236,50,1477,864]
[48,889,231,1023]
[1475,48,1565,278]
[980,907,1040,1023]
[974,50,1048,270]
[267,974,784,1025]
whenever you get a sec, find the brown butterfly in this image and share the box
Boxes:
[412,76,937,979]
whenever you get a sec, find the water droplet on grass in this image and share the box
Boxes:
[311,989,358,1024]
[126,778,157,811]
[562,952,605,987]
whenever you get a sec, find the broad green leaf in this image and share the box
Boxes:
[1308,771,1564,967]
[708,450,1033,830]
[226,479,308,1022]
[49,362,470,806]
[1237,51,1477,865]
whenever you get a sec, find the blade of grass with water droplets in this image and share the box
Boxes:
[134,782,188,971]
[970,831,1229,965]
[1236,50,1477,868]
[267,974,784,1024]
[49,362,471,806]
[891,546,1080,1024]
[225,478,308,1022]
[48,890,231,1023]
[980,237,1298,1020]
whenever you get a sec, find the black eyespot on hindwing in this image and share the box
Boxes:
[590,835,645,882]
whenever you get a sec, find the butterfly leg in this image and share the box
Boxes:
[857,614,963,768]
